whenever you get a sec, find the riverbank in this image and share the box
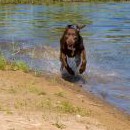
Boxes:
[0,70,129,130]
[0,0,128,5]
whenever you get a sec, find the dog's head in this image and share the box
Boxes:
[61,25,86,50]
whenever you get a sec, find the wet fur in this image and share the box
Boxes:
[60,25,87,75]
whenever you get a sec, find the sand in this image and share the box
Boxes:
[0,70,130,130]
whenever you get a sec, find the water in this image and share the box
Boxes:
[0,2,130,114]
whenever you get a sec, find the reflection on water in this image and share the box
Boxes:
[0,2,130,114]
[0,4,91,46]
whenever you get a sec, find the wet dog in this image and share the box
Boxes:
[60,25,87,75]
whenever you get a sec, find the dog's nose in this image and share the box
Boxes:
[67,38,74,44]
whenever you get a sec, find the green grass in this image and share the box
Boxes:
[0,53,30,72]
[0,55,6,70]
[56,101,89,116]
[11,61,30,72]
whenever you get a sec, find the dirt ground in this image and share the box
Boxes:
[0,70,130,130]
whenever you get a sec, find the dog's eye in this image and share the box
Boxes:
[71,32,77,36]
[65,33,71,37]
[74,37,78,40]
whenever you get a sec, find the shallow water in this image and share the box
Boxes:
[0,2,130,114]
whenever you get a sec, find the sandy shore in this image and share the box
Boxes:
[0,70,130,130]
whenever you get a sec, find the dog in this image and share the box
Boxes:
[60,24,87,75]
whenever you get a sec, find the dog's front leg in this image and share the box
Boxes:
[60,52,75,75]
[79,49,87,74]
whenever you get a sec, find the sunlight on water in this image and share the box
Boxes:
[0,2,130,114]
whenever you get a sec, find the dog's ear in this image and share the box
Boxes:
[67,25,73,28]
[76,24,86,31]
[66,24,86,32]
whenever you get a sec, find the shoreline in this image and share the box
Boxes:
[0,70,130,130]
[0,0,129,5]
[43,72,130,117]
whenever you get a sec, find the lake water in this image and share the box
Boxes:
[0,2,130,114]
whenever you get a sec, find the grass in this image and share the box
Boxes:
[55,101,89,116]
[6,109,13,115]
[36,99,53,110]
[10,61,30,72]
[28,85,46,95]
[0,53,30,72]
[52,121,66,129]
[14,99,27,109]
[0,104,2,111]
[8,86,17,94]
[5,82,46,96]
[0,55,6,70]
[55,92,65,98]
[34,69,43,77]
[16,96,89,116]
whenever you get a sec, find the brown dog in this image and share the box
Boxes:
[60,25,87,75]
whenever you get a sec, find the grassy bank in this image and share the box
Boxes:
[0,53,130,130]
[0,0,129,4]
[0,54,29,72]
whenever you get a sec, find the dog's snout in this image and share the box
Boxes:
[65,29,78,44]
[66,37,75,44]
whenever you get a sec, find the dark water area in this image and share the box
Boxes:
[0,2,130,114]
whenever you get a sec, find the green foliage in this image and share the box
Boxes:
[11,61,29,72]
[0,53,30,72]
[0,55,6,70]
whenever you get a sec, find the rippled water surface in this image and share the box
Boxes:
[0,2,130,114]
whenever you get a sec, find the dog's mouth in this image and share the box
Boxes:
[67,45,75,51]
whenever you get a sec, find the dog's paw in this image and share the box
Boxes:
[79,66,86,74]
[68,68,75,75]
